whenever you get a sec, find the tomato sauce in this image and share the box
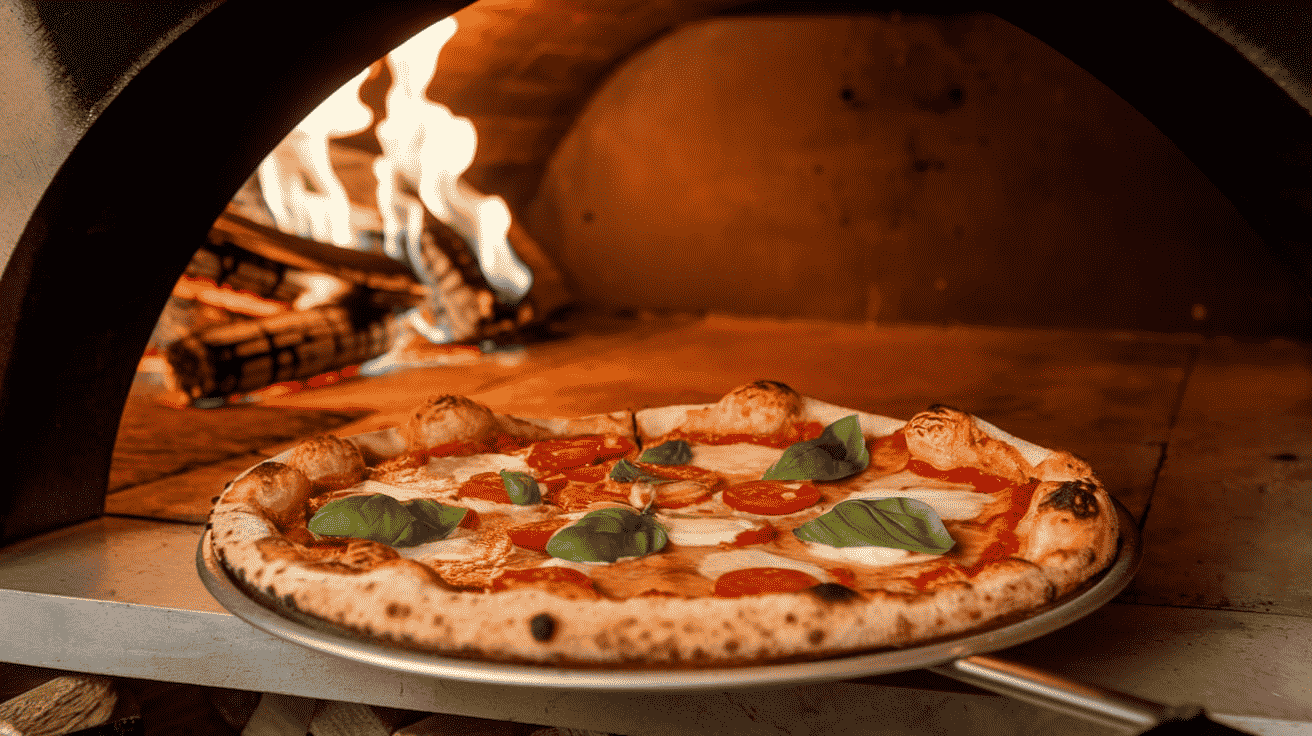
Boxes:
[904,460,1014,495]
[667,420,825,449]
[714,567,821,597]
[730,523,778,547]
[507,518,571,552]
[425,433,535,459]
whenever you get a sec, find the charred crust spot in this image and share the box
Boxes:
[530,613,557,642]
[809,582,860,602]
[386,603,411,619]
[784,613,798,624]
[926,403,963,414]
[210,495,220,503]
[433,614,444,625]
[808,630,825,645]
[725,640,740,653]
[746,379,796,394]
[1042,480,1100,519]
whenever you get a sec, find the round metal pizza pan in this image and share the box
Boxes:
[197,499,1141,692]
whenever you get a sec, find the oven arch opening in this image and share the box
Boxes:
[0,1,1307,543]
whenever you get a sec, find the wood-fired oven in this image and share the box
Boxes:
[0,1,1309,733]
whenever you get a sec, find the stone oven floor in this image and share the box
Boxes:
[2,310,1310,735]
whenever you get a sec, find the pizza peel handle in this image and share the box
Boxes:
[930,652,1254,734]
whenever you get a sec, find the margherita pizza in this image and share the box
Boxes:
[208,380,1119,667]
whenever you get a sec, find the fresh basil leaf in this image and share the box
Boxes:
[403,499,468,543]
[762,414,870,481]
[307,494,465,547]
[792,498,954,554]
[608,458,674,484]
[308,494,414,544]
[499,470,542,505]
[638,439,692,465]
[545,507,669,563]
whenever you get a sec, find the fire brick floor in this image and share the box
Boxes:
[5,309,1311,735]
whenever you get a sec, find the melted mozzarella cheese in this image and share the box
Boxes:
[697,549,830,582]
[842,486,992,521]
[688,443,784,478]
[655,514,757,546]
[456,496,551,521]
[343,479,445,502]
[393,529,479,561]
[423,453,531,485]
[800,542,940,567]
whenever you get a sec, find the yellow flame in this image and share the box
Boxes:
[256,16,533,324]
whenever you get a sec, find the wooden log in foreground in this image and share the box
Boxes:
[163,304,395,400]
[0,674,116,736]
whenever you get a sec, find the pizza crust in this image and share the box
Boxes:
[210,381,1120,667]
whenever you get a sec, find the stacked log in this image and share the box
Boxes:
[163,303,394,400]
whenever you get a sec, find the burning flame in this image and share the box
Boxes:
[255,17,533,343]
[257,67,373,248]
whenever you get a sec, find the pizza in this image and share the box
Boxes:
[208,380,1119,667]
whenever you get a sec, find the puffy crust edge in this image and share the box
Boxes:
[402,394,635,452]
[210,504,1070,666]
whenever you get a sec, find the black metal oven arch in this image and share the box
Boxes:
[0,0,1307,542]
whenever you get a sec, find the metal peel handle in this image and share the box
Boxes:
[929,655,1252,734]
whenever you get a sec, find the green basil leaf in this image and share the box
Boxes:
[545,507,669,563]
[762,414,870,481]
[792,498,955,554]
[608,458,674,484]
[307,494,466,547]
[499,470,542,505]
[403,499,468,544]
[308,494,415,545]
[638,439,692,465]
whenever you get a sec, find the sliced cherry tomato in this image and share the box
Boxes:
[457,472,512,504]
[491,566,599,599]
[507,518,571,552]
[554,482,631,511]
[562,463,610,483]
[426,433,533,459]
[526,435,635,472]
[722,480,821,515]
[713,567,821,597]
